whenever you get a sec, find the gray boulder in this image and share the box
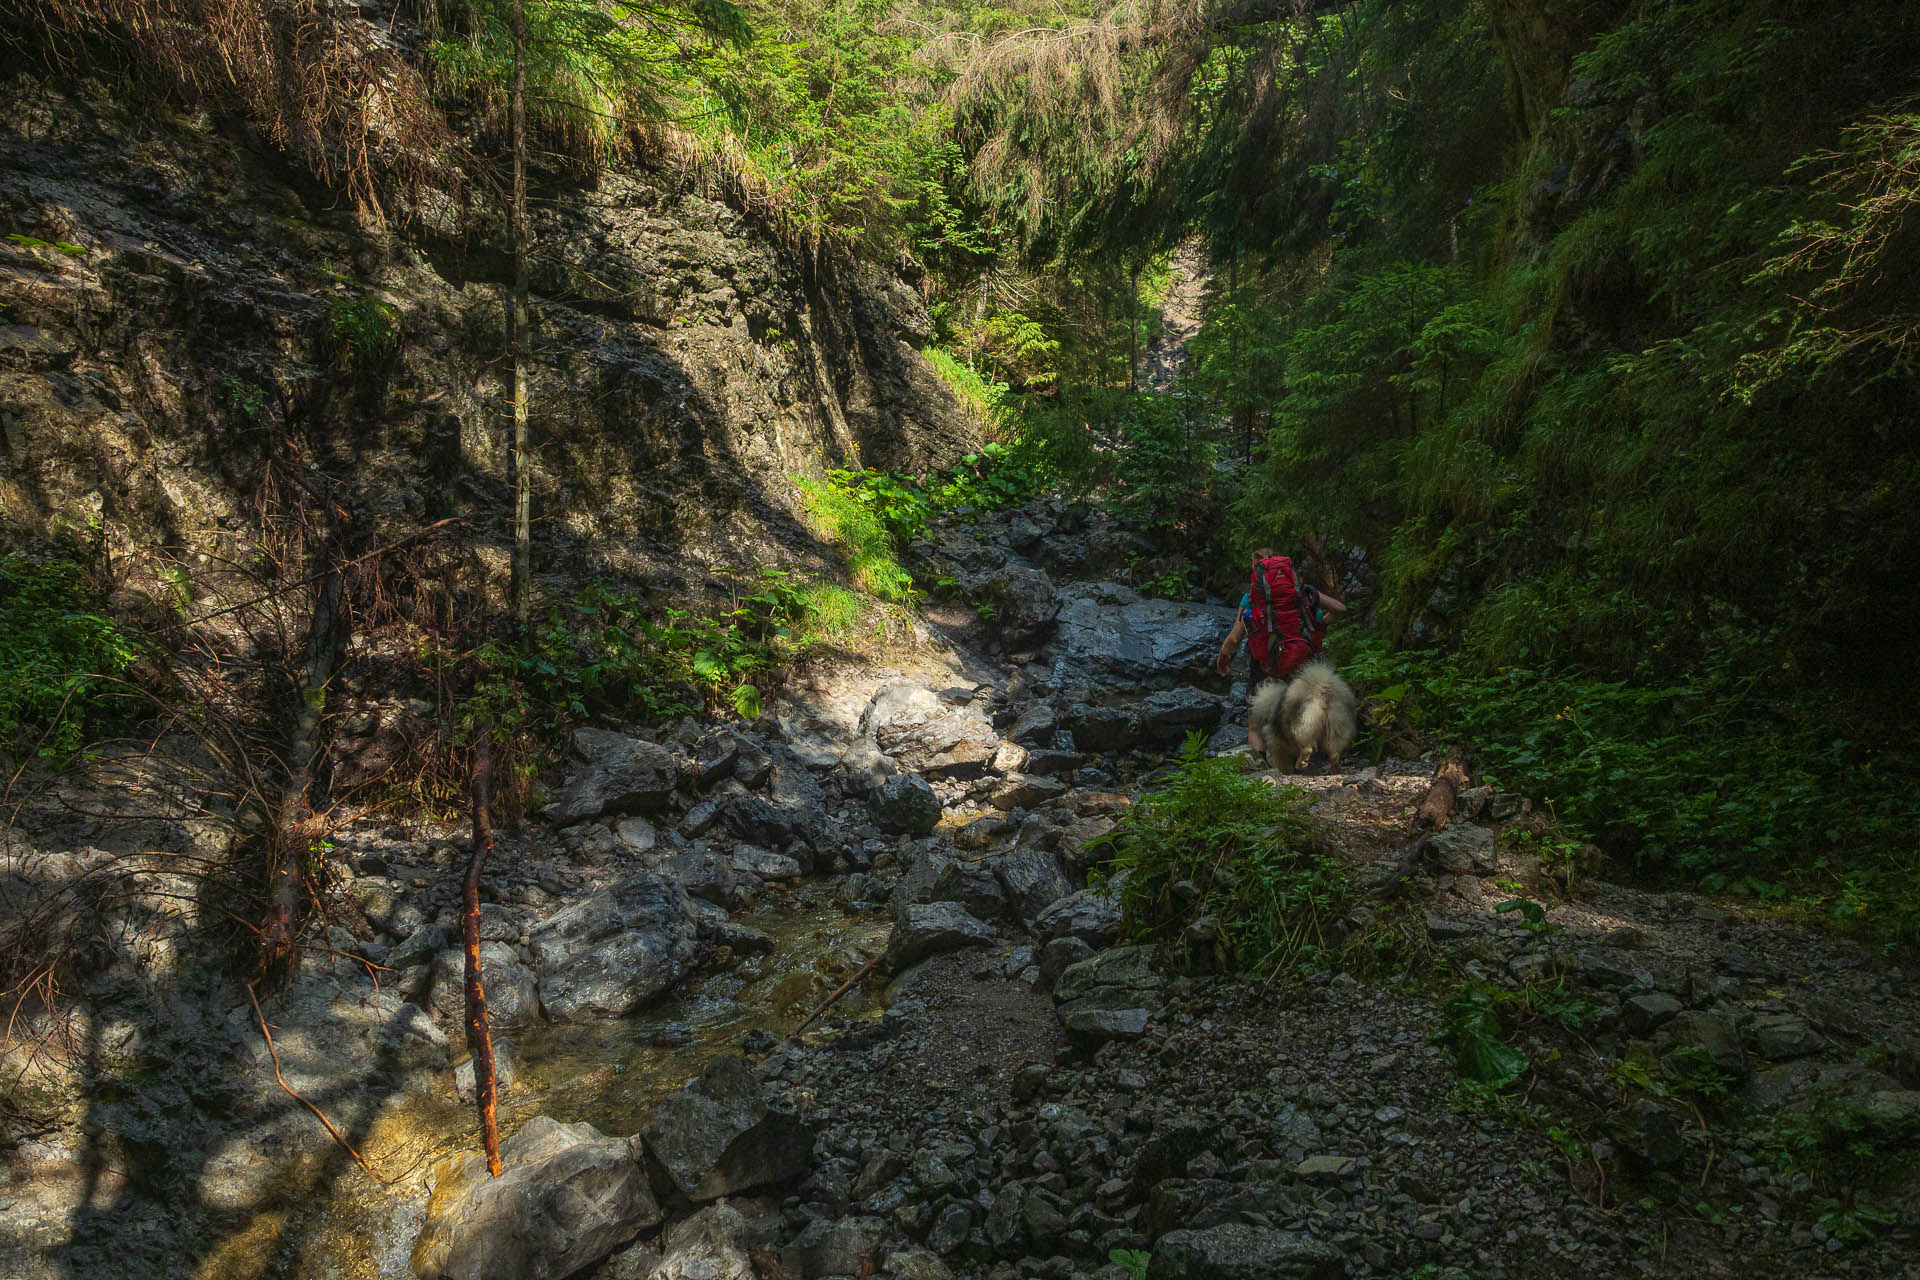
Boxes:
[931,859,1007,920]
[643,1200,762,1280]
[641,1054,813,1202]
[973,561,1061,642]
[989,773,1069,811]
[992,845,1072,924]
[860,680,1002,780]
[782,1215,890,1278]
[544,729,678,826]
[657,846,756,908]
[411,1116,659,1280]
[1034,886,1124,947]
[1049,583,1235,685]
[530,874,705,1022]
[1009,703,1061,747]
[1147,1223,1342,1280]
[1064,704,1142,752]
[886,901,996,970]
[430,943,542,1030]
[870,773,943,836]
[454,1036,519,1104]
[1421,823,1498,875]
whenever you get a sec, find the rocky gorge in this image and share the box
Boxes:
[5,488,1918,1280]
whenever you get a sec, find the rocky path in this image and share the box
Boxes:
[5,497,1918,1280]
[1140,240,1209,395]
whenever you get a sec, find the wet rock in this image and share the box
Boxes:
[411,1116,658,1280]
[529,874,704,1022]
[993,846,1072,925]
[1023,748,1084,777]
[1054,946,1163,1006]
[861,680,1002,780]
[1146,1223,1342,1280]
[975,561,1062,643]
[1048,583,1235,685]
[389,921,451,972]
[1140,687,1225,741]
[1034,887,1124,947]
[989,773,1070,811]
[931,859,1007,920]
[886,901,996,970]
[926,1200,973,1253]
[641,1054,813,1202]
[885,1247,956,1280]
[543,730,677,825]
[454,1036,520,1103]
[730,844,804,880]
[870,774,943,836]
[430,943,541,1029]
[612,816,659,855]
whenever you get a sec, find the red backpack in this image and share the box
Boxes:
[1247,555,1324,679]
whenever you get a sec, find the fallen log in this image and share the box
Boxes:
[1411,749,1470,832]
[462,733,503,1177]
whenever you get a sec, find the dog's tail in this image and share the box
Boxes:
[1249,679,1287,735]
[1288,679,1327,755]
[1290,661,1356,762]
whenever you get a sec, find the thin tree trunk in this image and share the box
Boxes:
[1128,262,1141,392]
[262,526,345,976]
[508,0,532,640]
[463,733,503,1177]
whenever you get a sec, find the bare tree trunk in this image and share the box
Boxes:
[463,733,502,1177]
[1128,262,1141,392]
[508,0,532,640]
[261,526,345,976]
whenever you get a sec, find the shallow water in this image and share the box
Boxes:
[273,882,891,1280]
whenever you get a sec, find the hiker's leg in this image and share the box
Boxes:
[1246,716,1264,753]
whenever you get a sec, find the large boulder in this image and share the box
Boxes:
[1063,703,1143,753]
[1148,1224,1342,1280]
[647,1201,764,1280]
[870,773,942,836]
[1034,886,1124,947]
[641,1055,813,1202]
[886,901,996,970]
[544,729,678,826]
[411,1116,660,1280]
[992,846,1072,925]
[860,680,1002,780]
[530,874,705,1022]
[1048,583,1235,686]
[1140,687,1225,742]
[429,942,542,1030]
[973,561,1061,643]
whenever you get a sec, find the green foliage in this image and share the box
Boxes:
[794,473,917,601]
[1105,736,1349,979]
[1439,983,1528,1088]
[326,293,400,363]
[922,347,1010,428]
[1334,628,1920,943]
[1108,1248,1150,1280]
[461,571,819,743]
[814,441,1047,553]
[0,557,139,758]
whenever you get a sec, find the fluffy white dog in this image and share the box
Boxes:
[1249,661,1357,774]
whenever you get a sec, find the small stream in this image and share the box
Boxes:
[275,883,891,1280]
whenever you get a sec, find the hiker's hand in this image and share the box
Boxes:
[1214,650,1232,676]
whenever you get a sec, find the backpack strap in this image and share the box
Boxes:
[1251,556,1277,676]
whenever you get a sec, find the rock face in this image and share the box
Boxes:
[430,943,542,1030]
[529,874,704,1022]
[1048,584,1234,685]
[545,731,679,826]
[641,1055,813,1202]
[412,1116,660,1280]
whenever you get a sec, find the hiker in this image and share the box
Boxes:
[1215,548,1347,753]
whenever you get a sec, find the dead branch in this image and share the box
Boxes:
[245,979,393,1184]
[1411,749,1470,833]
[792,951,883,1037]
[462,732,502,1178]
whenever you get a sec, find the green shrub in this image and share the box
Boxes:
[0,557,138,758]
[1105,736,1349,978]
[794,473,917,601]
